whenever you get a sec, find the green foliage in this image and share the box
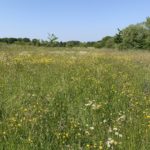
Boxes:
[119,25,149,49]
[86,42,96,47]
[144,35,150,49]
[32,39,40,46]
[114,28,123,44]
[145,17,150,30]
[66,41,81,47]
[47,33,58,46]
[95,36,115,48]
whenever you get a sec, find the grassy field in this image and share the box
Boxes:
[0,45,150,150]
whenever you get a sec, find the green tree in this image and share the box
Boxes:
[32,39,41,46]
[114,28,123,44]
[66,41,81,47]
[145,17,150,30]
[120,25,149,49]
[47,33,58,46]
[95,36,113,48]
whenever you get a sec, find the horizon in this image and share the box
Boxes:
[0,0,150,42]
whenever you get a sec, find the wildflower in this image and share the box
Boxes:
[65,133,69,138]
[117,115,126,122]
[17,123,21,127]
[115,132,119,136]
[106,142,111,148]
[114,141,118,145]
[119,134,123,138]
[24,108,28,112]
[85,131,90,135]
[108,127,112,133]
[93,144,97,148]
[92,104,102,110]
[113,127,118,131]
[77,133,81,136]
[85,101,93,106]
[106,138,117,148]
[90,126,94,130]
[146,116,150,119]
[86,144,90,148]
[108,138,114,144]
[103,119,107,123]
[28,137,33,143]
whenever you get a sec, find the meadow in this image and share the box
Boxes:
[0,45,150,150]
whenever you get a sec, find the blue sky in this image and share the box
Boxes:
[0,0,150,41]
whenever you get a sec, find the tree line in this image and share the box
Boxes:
[0,17,150,50]
[0,35,95,48]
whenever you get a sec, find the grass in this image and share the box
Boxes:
[0,45,150,150]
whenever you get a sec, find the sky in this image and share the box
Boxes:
[0,0,150,42]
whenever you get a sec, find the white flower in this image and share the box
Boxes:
[90,126,94,130]
[106,137,118,147]
[103,119,107,123]
[113,127,118,131]
[106,142,111,148]
[92,104,102,110]
[119,134,123,138]
[85,131,90,135]
[115,132,119,136]
[85,101,93,106]
[108,127,112,133]
[117,115,126,122]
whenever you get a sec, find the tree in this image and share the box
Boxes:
[47,33,58,46]
[119,25,149,49]
[86,42,96,47]
[32,39,40,46]
[145,17,150,30]
[22,38,31,43]
[114,28,123,44]
[66,41,81,47]
[95,36,113,48]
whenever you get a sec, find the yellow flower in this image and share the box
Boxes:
[77,133,81,136]
[17,123,21,127]
[28,137,33,143]
[65,133,69,138]
[86,144,90,148]
[24,108,28,112]
[93,144,97,148]
[146,116,150,119]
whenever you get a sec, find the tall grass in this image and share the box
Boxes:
[0,46,150,150]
